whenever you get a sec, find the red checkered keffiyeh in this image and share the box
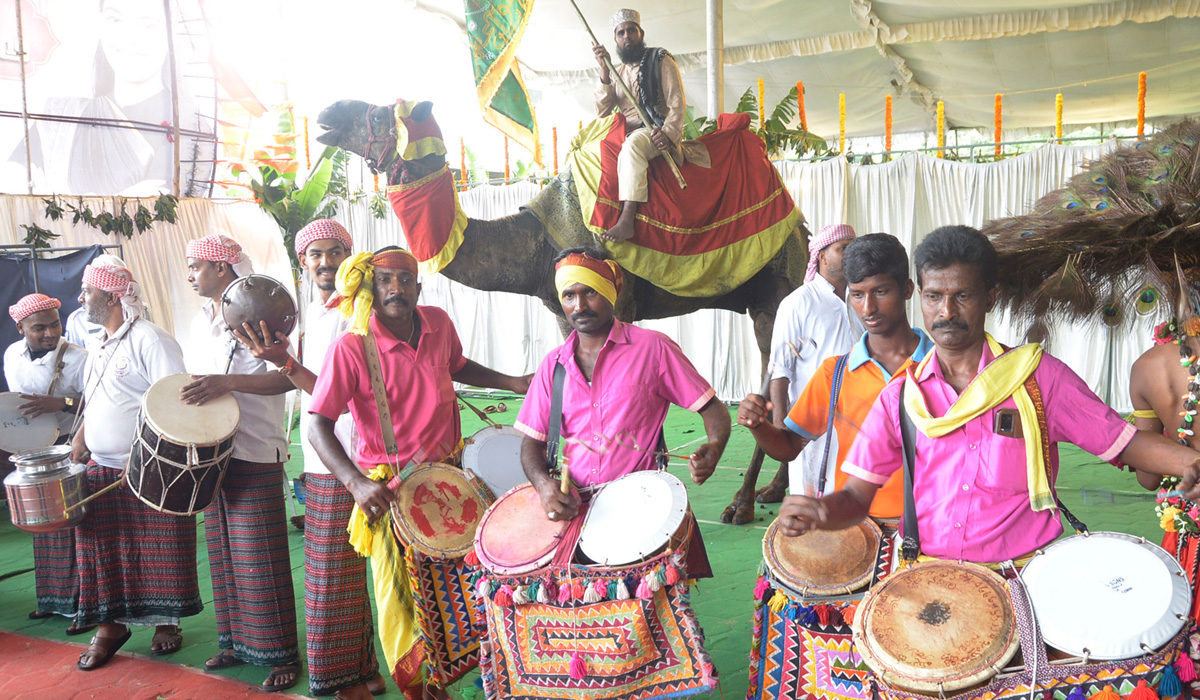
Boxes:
[805,223,857,282]
[8,293,61,322]
[186,234,244,265]
[83,256,146,320]
[295,219,352,257]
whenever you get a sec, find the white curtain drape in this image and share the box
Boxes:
[337,140,1156,410]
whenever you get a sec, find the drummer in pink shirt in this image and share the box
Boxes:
[773,226,1200,565]
[516,247,731,577]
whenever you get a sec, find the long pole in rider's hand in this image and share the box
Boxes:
[567,0,688,190]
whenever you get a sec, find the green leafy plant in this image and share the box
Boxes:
[683,85,828,159]
[23,194,179,249]
[21,223,58,249]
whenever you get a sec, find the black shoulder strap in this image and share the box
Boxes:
[817,353,850,494]
[898,380,921,564]
[546,362,567,472]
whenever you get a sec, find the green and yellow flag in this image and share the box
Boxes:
[464,0,542,165]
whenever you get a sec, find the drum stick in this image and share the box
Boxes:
[458,394,500,429]
[560,458,571,495]
[64,475,126,513]
[566,0,687,191]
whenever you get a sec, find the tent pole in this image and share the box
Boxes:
[706,0,724,118]
[163,0,181,197]
[14,0,32,195]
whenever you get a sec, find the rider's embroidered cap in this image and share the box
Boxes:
[612,9,640,28]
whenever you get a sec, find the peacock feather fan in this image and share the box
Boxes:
[983,119,1200,334]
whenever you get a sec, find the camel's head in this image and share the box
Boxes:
[316,99,435,176]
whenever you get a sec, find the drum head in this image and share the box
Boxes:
[392,463,488,559]
[579,471,688,567]
[0,392,59,453]
[462,425,529,499]
[853,561,1019,693]
[142,374,240,443]
[1021,531,1191,660]
[475,483,565,575]
[764,517,881,596]
[220,274,297,340]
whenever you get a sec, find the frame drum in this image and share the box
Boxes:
[1021,531,1191,660]
[0,392,59,453]
[128,373,239,515]
[391,462,490,559]
[853,560,1019,694]
[578,470,690,567]
[462,425,528,501]
[221,274,297,341]
[475,483,566,575]
[763,517,882,596]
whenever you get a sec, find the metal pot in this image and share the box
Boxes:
[4,445,89,533]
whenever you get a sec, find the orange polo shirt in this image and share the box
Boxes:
[785,328,933,518]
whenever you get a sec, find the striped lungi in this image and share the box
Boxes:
[32,529,78,617]
[204,458,299,667]
[305,473,378,695]
[75,463,203,626]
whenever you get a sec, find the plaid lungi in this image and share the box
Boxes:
[305,473,379,695]
[75,464,203,626]
[32,529,78,617]
[204,459,299,667]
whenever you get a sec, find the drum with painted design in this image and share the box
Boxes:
[390,462,490,559]
[1021,531,1191,660]
[852,560,1020,694]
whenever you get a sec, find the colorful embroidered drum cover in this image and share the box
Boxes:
[393,462,488,559]
[403,546,481,687]
[1020,531,1191,660]
[852,561,1019,693]
[476,483,566,575]
[764,518,881,596]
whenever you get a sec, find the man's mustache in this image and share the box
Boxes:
[316,266,337,276]
[931,319,969,332]
[572,310,597,322]
[381,295,409,306]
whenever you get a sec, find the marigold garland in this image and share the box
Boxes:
[552,126,559,176]
[796,81,807,131]
[459,138,467,186]
[303,116,311,171]
[1157,476,1200,534]
[373,172,379,192]
[936,101,945,158]
[1138,71,1147,137]
[884,95,893,155]
[1055,93,1064,142]
[503,136,510,181]
[758,78,766,131]
[993,94,1002,158]
[838,93,846,154]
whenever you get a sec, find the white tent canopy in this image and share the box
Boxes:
[411,0,1200,140]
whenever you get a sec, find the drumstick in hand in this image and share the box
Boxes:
[560,458,570,495]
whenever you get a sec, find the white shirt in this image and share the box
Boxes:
[185,299,288,464]
[65,307,104,350]
[299,300,356,475]
[3,336,88,437]
[768,274,863,496]
[83,317,186,470]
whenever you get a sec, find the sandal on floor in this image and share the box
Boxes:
[259,663,300,693]
[204,650,246,671]
[150,626,183,656]
[28,610,53,620]
[65,622,97,636]
[77,628,133,671]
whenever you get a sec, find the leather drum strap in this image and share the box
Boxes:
[44,340,69,397]
[898,380,921,564]
[363,331,399,457]
[546,362,566,472]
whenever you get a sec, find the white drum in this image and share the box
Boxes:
[578,470,689,567]
[462,425,528,500]
[0,392,59,453]
[1021,531,1191,660]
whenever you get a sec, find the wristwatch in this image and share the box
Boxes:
[64,397,77,409]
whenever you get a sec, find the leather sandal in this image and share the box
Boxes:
[77,628,132,671]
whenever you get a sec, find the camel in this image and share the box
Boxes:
[316,98,805,525]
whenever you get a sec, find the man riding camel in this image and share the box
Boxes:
[593,8,686,243]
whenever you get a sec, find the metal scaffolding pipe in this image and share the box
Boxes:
[706,0,724,117]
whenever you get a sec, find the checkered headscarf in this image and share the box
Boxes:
[9,293,61,323]
[83,255,147,320]
[805,224,857,282]
[295,219,352,257]
[186,234,254,276]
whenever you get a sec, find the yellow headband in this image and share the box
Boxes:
[333,252,376,335]
[555,265,618,307]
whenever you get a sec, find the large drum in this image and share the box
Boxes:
[578,470,691,567]
[128,373,239,515]
[462,425,528,501]
[3,445,88,533]
[475,483,567,575]
[763,517,882,596]
[0,392,59,453]
[221,274,297,341]
[391,462,491,559]
[1021,531,1191,660]
[853,560,1020,694]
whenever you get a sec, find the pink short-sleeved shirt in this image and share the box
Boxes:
[309,307,467,470]
[842,343,1136,563]
[515,320,716,486]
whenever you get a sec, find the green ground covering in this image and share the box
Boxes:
[0,395,1162,699]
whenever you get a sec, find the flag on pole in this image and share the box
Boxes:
[464,0,542,165]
